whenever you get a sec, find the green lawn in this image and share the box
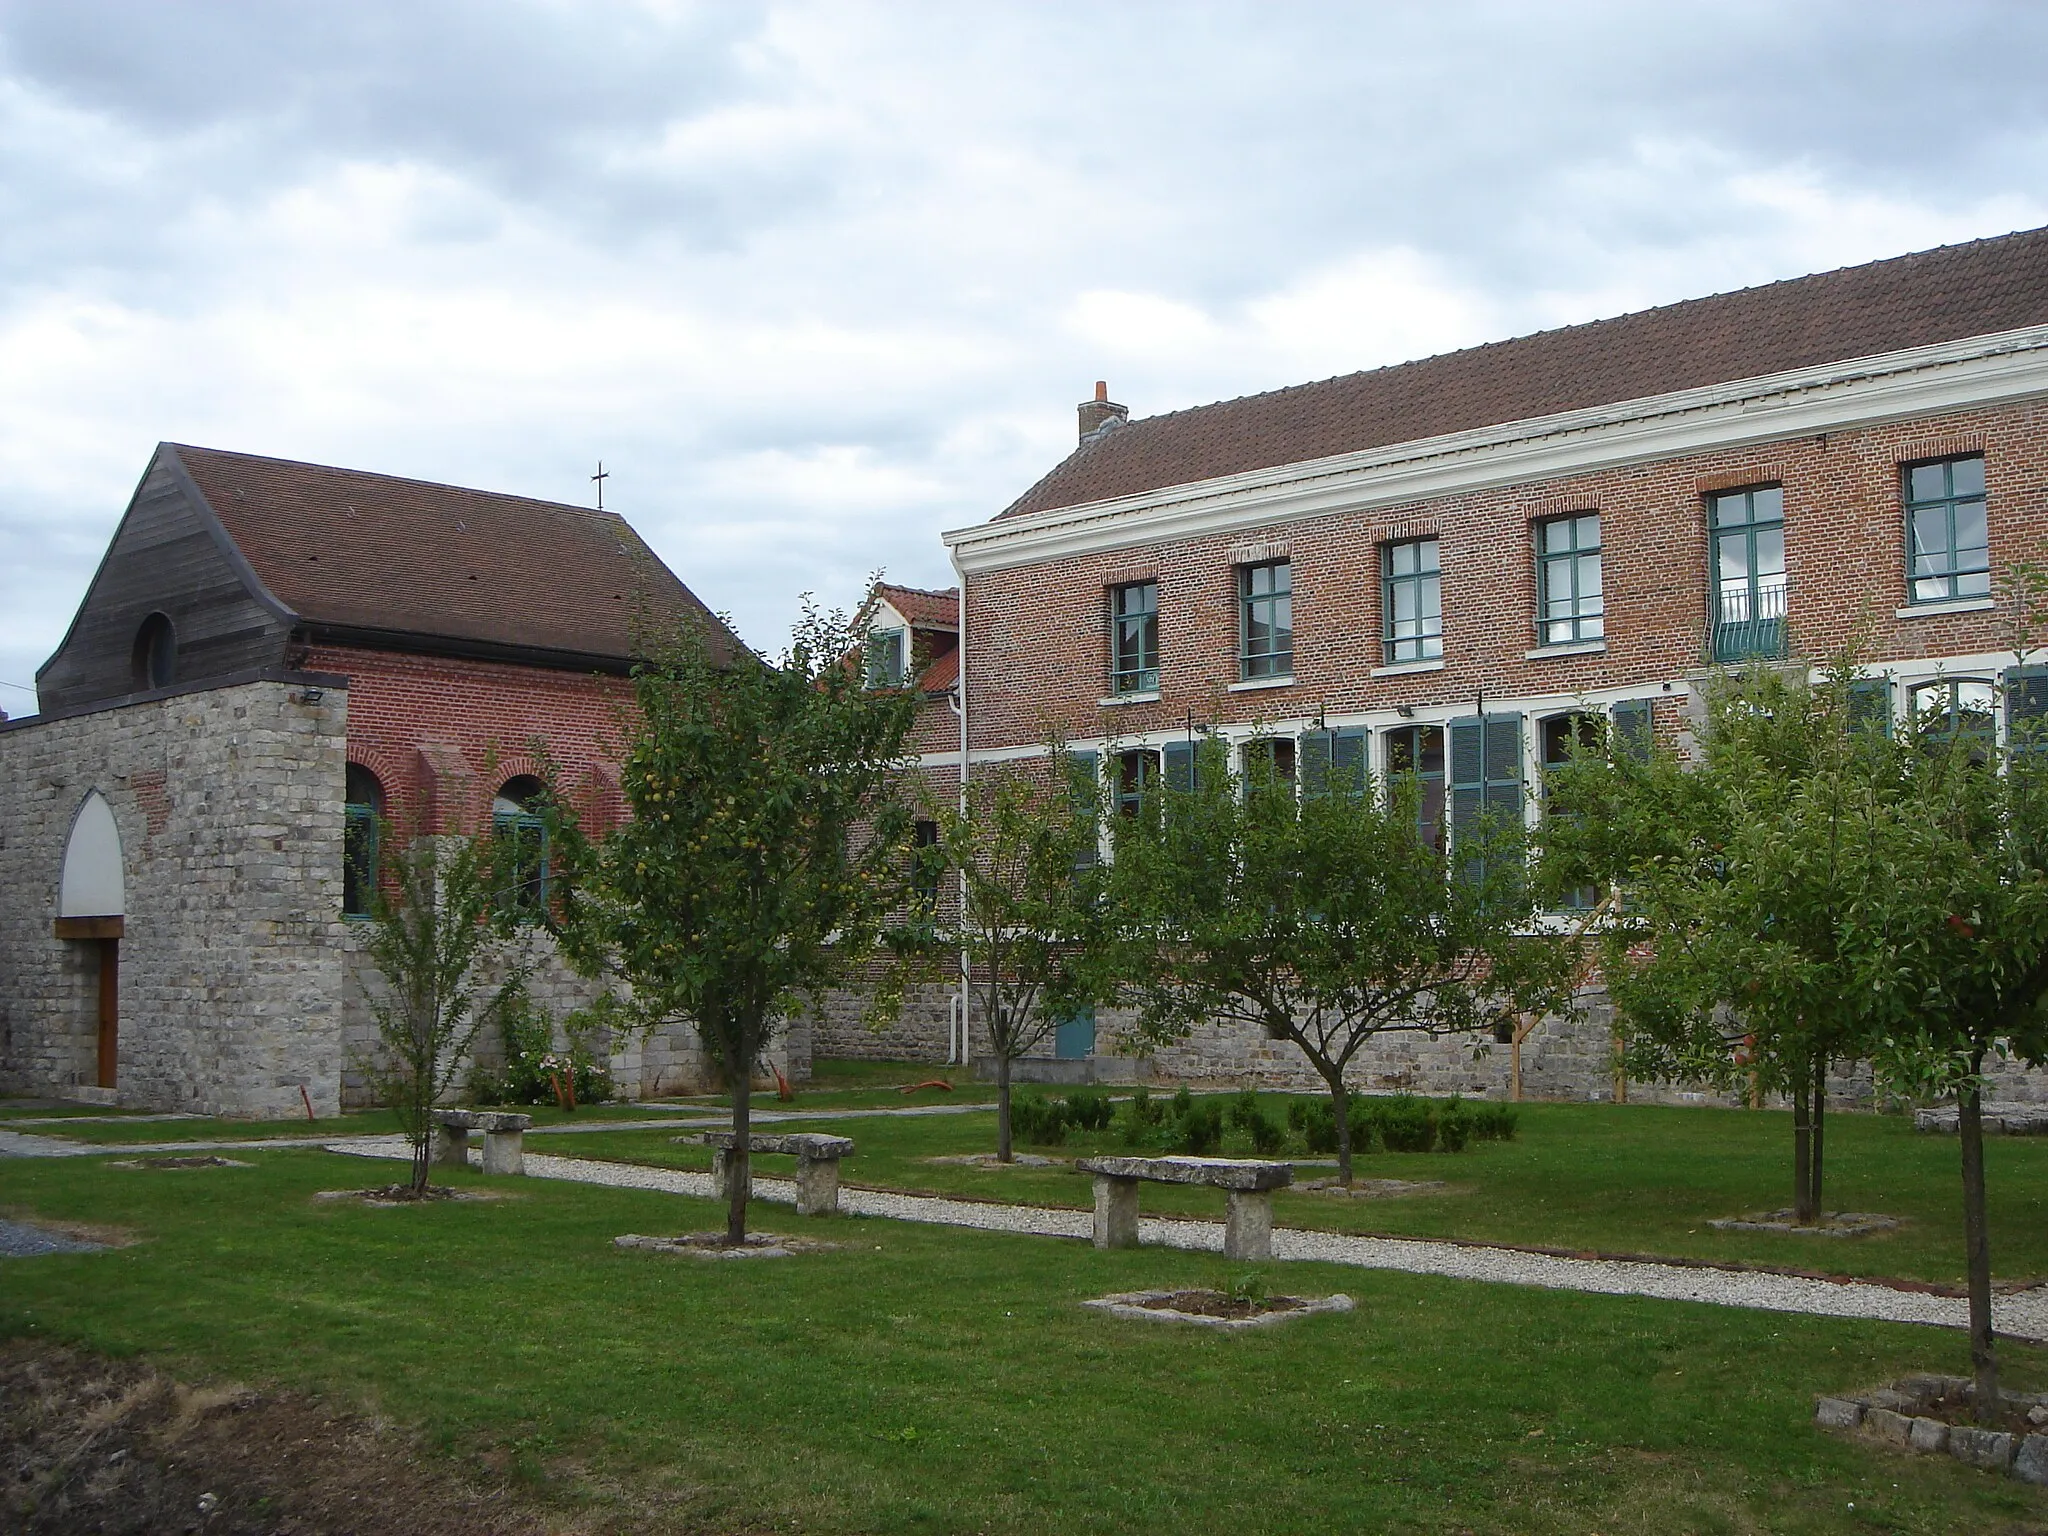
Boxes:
[537,1095,2048,1288]
[2,1148,2043,1533]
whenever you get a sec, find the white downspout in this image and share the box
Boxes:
[948,545,972,1072]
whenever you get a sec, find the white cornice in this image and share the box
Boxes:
[945,324,2048,574]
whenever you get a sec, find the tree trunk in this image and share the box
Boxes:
[996,1054,1013,1163]
[1791,1078,1815,1225]
[1325,1069,1353,1186]
[1960,1062,2000,1419]
[1807,1058,1826,1221]
[411,1126,431,1195]
[727,1058,752,1246]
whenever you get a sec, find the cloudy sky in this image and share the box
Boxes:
[3,1,2046,709]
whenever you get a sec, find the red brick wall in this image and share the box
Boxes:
[963,398,2048,748]
[304,645,636,835]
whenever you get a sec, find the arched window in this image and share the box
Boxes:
[343,765,385,918]
[494,775,550,916]
[132,613,177,691]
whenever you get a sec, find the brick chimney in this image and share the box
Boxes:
[1077,380,1128,442]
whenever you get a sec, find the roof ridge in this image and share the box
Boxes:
[168,443,627,525]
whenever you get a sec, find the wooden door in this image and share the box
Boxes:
[96,939,118,1089]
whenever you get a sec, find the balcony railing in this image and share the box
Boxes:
[1707,581,1790,664]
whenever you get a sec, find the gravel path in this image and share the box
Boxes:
[0,1217,102,1258]
[325,1137,2048,1341]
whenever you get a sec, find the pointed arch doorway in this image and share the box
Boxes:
[54,792,126,1090]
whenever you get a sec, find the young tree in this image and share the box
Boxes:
[1105,737,1576,1184]
[358,828,535,1195]
[553,600,920,1243]
[1542,663,1898,1223]
[915,751,1106,1162]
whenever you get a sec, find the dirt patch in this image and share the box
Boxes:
[0,1209,142,1252]
[312,1186,506,1205]
[108,1155,251,1171]
[0,1338,552,1535]
[1083,1288,1355,1330]
[1298,1177,1453,1199]
[1709,1209,1901,1237]
[614,1231,838,1259]
[924,1152,1062,1168]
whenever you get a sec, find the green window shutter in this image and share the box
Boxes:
[1450,715,1523,839]
[1330,727,1367,797]
[2007,668,2048,755]
[1163,739,1198,793]
[1298,731,1331,798]
[1848,677,1893,737]
[1611,699,1653,762]
[1066,750,1101,867]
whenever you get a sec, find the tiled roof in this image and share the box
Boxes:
[1000,226,2048,520]
[876,582,959,629]
[173,445,736,664]
[918,648,958,695]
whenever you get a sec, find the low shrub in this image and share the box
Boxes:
[1064,1089,1115,1132]
[1011,1093,1068,1146]
[1228,1088,1263,1131]
[1119,1087,1166,1146]
[1371,1094,1437,1153]
[1435,1096,1472,1154]
[1174,1100,1226,1156]
[1246,1109,1287,1156]
[1465,1101,1520,1142]
[1288,1098,1338,1155]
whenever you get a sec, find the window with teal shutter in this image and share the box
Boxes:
[1448,715,1524,882]
[1299,727,1367,800]
[1848,677,1894,737]
[1067,750,1100,867]
[1114,749,1158,818]
[1610,699,1653,762]
[1384,724,1445,848]
[2007,667,2048,756]
[1163,739,1199,793]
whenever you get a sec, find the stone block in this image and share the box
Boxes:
[1866,1389,1913,1413]
[1948,1425,2015,1471]
[2014,1434,2048,1485]
[794,1153,842,1217]
[432,1122,470,1169]
[1223,1188,1274,1262]
[1908,1417,1949,1454]
[1864,1408,1913,1446]
[1813,1397,1863,1430]
[481,1127,525,1176]
[1093,1174,1140,1250]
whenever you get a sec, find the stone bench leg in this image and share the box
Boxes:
[711,1149,752,1202]
[1093,1174,1140,1250]
[432,1124,470,1170]
[482,1129,525,1176]
[1223,1189,1273,1262]
[794,1154,841,1216]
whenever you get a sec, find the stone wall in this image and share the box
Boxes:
[0,676,350,1116]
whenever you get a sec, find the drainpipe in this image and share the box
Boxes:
[948,545,971,1073]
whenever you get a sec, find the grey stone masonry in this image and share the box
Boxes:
[433,1109,532,1174]
[701,1131,856,1216]
[0,676,350,1116]
[1914,1103,2048,1135]
[1077,1155,1293,1261]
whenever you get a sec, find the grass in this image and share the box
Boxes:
[533,1094,2048,1288]
[3,1147,2045,1533]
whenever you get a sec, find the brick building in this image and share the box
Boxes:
[920,227,2048,1101]
[0,443,784,1114]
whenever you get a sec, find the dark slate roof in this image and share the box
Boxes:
[1001,226,2048,520]
[172,444,736,664]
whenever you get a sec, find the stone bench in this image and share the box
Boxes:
[1075,1155,1293,1261]
[433,1110,533,1175]
[697,1131,857,1216]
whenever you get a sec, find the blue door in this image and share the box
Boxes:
[1054,1006,1096,1061]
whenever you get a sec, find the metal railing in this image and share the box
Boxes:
[1706,581,1790,664]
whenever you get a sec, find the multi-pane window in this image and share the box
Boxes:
[1299,727,1367,800]
[343,764,384,918]
[911,819,941,909]
[1708,486,1787,662]
[1910,679,1995,743]
[864,628,906,688]
[1110,581,1159,694]
[1115,749,1159,818]
[1383,538,1442,664]
[1239,737,1296,796]
[1539,713,1601,910]
[1239,561,1293,680]
[1536,514,1603,646]
[494,776,551,918]
[1385,723,1446,850]
[1905,455,1989,604]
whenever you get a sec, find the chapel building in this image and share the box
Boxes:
[0,444,767,1115]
